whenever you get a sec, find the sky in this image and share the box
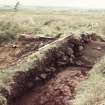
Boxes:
[0,0,105,9]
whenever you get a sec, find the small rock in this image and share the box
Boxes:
[71,54,75,59]
[79,46,84,51]
[45,67,56,72]
[40,42,44,46]
[57,61,67,66]
[34,76,40,81]
[67,47,73,56]
[69,58,74,64]
[75,60,83,66]
[96,46,101,50]
[40,73,47,79]
[63,56,68,61]
[25,44,30,47]
[12,44,17,48]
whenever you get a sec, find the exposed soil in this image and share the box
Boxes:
[9,35,105,105]
[12,67,88,105]
[0,36,56,68]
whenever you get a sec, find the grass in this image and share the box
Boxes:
[0,95,7,105]
[73,56,105,105]
[1,10,105,42]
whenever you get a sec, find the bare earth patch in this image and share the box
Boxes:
[8,34,105,105]
[0,35,55,68]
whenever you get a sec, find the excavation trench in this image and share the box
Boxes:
[10,34,105,105]
[0,34,105,105]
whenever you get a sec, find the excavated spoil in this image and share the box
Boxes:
[12,67,88,105]
[0,35,79,105]
[0,34,105,105]
[11,34,105,105]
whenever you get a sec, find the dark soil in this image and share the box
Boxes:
[0,36,56,68]
[9,35,105,105]
[12,67,88,105]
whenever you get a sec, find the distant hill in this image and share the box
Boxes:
[0,5,105,11]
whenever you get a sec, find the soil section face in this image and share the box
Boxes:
[10,35,105,105]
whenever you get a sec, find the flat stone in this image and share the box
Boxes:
[96,46,101,50]
[40,73,47,79]
[57,61,67,66]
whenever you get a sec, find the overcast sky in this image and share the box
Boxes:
[0,0,105,9]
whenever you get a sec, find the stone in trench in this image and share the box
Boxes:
[69,58,74,64]
[79,45,84,51]
[45,67,56,72]
[57,61,67,66]
[63,56,69,61]
[57,55,69,66]
[39,42,44,47]
[96,46,101,50]
[12,44,18,48]
[34,76,40,81]
[71,54,75,59]
[40,73,47,79]
[67,47,73,56]
[75,60,83,66]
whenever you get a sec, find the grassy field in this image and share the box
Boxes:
[73,56,105,105]
[1,9,105,105]
[0,10,105,42]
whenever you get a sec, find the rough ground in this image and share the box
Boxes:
[8,35,105,105]
[12,67,88,105]
[0,35,55,68]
